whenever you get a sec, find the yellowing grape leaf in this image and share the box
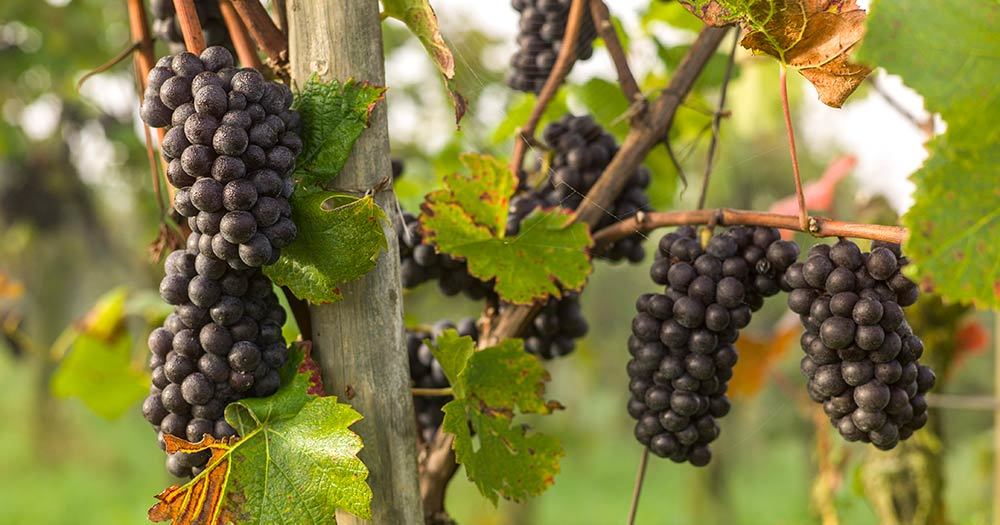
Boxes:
[420,154,593,305]
[382,0,467,124]
[149,343,372,524]
[432,332,564,504]
[148,434,238,525]
[730,322,799,398]
[75,286,128,342]
[681,0,872,107]
[294,76,386,187]
[858,0,1000,308]
[264,189,388,304]
[51,333,149,419]
[51,287,147,419]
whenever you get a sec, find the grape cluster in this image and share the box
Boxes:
[150,0,231,53]
[510,114,651,263]
[500,292,588,359]
[787,240,933,449]
[407,319,478,442]
[396,211,493,300]
[141,46,300,270]
[145,250,289,477]
[628,226,798,465]
[507,0,596,93]
[140,47,300,477]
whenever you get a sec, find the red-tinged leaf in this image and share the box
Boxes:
[148,435,238,525]
[681,0,872,106]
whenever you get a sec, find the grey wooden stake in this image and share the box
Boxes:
[286,1,424,523]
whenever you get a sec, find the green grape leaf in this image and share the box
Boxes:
[432,333,564,504]
[294,76,386,187]
[149,344,372,524]
[680,0,871,107]
[857,0,1000,308]
[641,0,706,33]
[264,188,388,304]
[51,333,148,420]
[382,0,467,124]
[420,154,592,304]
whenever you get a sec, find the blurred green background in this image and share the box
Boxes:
[0,1,995,524]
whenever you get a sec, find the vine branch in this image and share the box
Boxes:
[126,0,172,210]
[172,0,207,54]
[509,0,589,176]
[220,0,264,69]
[779,65,808,232]
[230,0,289,73]
[589,0,641,108]
[592,208,908,248]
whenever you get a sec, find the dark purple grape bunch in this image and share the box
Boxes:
[509,114,651,263]
[150,0,232,53]
[627,226,798,465]
[396,211,493,300]
[407,318,479,443]
[507,0,596,93]
[513,292,588,359]
[145,249,289,477]
[787,239,933,449]
[141,46,300,270]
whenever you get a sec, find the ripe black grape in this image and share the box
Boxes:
[785,239,933,450]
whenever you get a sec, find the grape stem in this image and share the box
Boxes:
[591,208,908,248]
[172,0,207,55]
[411,387,453,397]
[779,64,809,232]
[696,29,739,210]
[126,0,172,210]
[509,0,589,177]
[220,0,264,70]
[230,0,289,74]
[626,448,649,525]
[589,0,642,110]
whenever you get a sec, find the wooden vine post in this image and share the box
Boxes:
[286,1,424,523]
